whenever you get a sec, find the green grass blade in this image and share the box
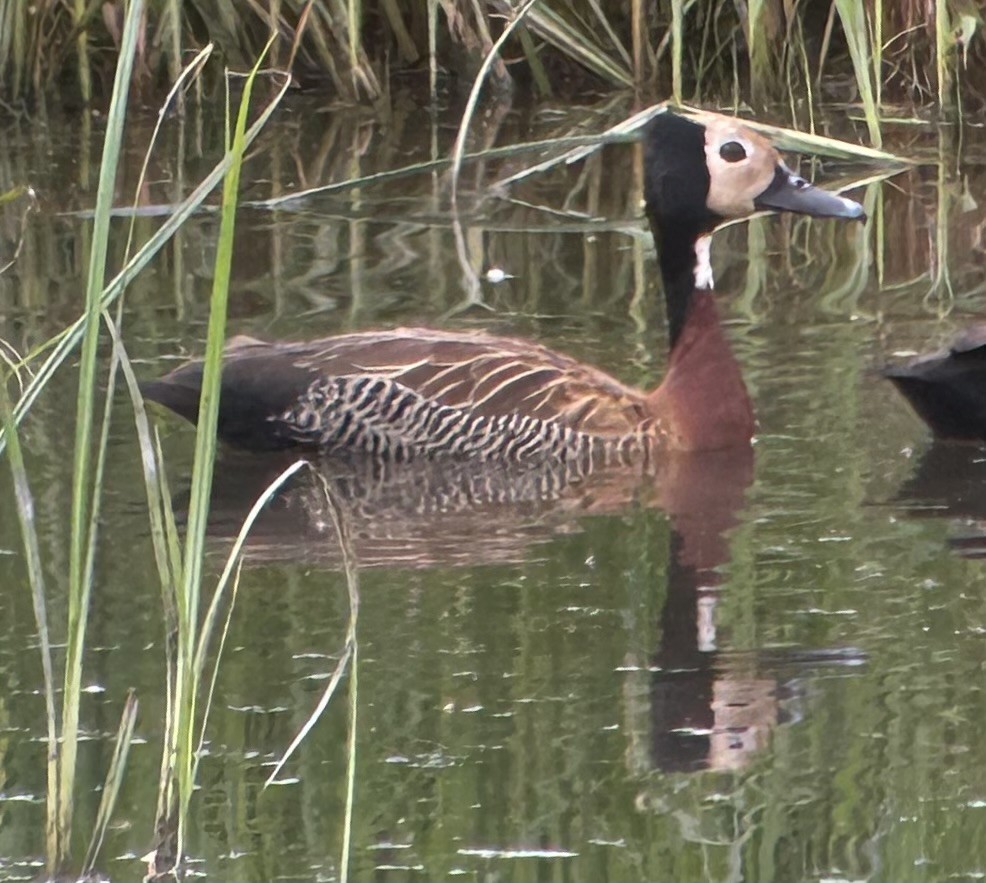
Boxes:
[109,329,185,847]
[166,0,182,90]
[748,0,766,97]
[104,319,177,594]
[60,0,144,850]
[179,47,271,670]
[517,26,552,96]
[175,37,277,855]
[73,0,91,103]
[0,374,61,872]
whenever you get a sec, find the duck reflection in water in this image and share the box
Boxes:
[619,449,863,774]
[175,442,862,777]
[153,109,867,780]
[644,448,778,774]
[892,441,986,559]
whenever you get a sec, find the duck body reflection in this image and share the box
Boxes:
[893,441,986,559]
[883,325,986,442]
[183,443,862,776]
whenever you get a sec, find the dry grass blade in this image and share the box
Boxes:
[935,0,952,110]
[3,0,986,107]
[336,485,360,883]
[517,2,633,87]
[671,0,683,102]
[0,339,33,397]
[249,132,636,210]
[493,103,667,189]
[189,460,304,800]
[264,471,361,794]
[287,0,317,71]
[833,0,882,147]
[676,103,905,163]
[191,460,309,786]
[347,0,361,88]
[123,43,215,262]
[82,690,139,876]
[449,0,543,207]
[0,186,38,277]
[265,643,353,787]
[587,0,632,70]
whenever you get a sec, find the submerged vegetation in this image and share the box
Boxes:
[0,0,983,125]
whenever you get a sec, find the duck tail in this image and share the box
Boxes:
[140,371,204,425]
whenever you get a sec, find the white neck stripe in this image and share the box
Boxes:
[693,234,714,290]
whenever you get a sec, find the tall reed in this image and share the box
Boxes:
[833,0,882,146]
[0,0,145,875]
[0,24,294,883]
[0,0,980,115]
[171,44,268,859]
[109,47,296,873]
[60,0,143,847]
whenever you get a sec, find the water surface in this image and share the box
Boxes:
[1,95,986,881]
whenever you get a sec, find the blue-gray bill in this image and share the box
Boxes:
[754,166,866,220]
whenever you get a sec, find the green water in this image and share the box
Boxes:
[1,95,986,881]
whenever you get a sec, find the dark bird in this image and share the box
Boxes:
[883,325,986,442]
[142,111,864,461]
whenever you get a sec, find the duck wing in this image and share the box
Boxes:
[143,328,652,453]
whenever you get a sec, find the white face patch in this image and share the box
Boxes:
[702,120,779,218]
[693,233,714,290]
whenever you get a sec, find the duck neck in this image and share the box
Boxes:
[647,217,754,451]
[650,217,712,351]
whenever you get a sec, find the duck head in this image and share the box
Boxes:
[642,112,864,348]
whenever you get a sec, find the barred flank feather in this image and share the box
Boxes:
[278,374,644,464]
[142,325,666,458]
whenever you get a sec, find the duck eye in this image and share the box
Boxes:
[719,141,747,163]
